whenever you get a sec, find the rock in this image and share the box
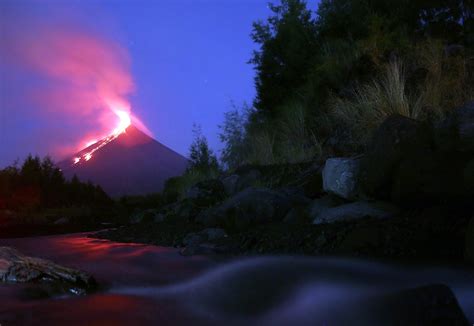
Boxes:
[221,174,240,196]
[292,163,324,198]
[307,195,346,220]
[183,228,227,247]
[322,157,362,200]
[185,179,227,206]
[196,187,292,229]
[154,213,165,223]
[130,209,161,224]
[465,218,474,264]
[360,115,432,198]
[201,228,227,241]
[53,217,70,225]
[391,150,469,204]
[435,101,474,152]
[283,207,310,224]
[0,247,96,295]
[367,284,469,325]
[235,169,262,192]
[181,228,228,256]
[313,201,399,225]
[278,187,311,206]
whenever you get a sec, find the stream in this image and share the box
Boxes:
[0,233,473,325]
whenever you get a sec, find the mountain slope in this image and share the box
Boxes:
[59,125,188,197]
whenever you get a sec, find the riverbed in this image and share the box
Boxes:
[0,233,473,325]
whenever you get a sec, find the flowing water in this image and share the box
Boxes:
[0,233,473,325]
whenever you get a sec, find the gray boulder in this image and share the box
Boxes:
[322,157,362,200]
[196,187,292,229]
[181,228,228,256]
[0,247,96,295]
[359,115,432,198]
[307,195,346,220]
[313,201,399,225]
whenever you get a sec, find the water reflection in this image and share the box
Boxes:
[0,233,472,325]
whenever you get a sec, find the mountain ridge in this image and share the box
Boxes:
[59,125,188,197]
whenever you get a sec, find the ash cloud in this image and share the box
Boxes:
[0,13,137,163]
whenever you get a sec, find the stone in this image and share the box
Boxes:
[435,101,474,152]
[313,201,399,225]
[221,175,240,196]
[235,169,262,192]
[307,195,346,220]
[0,247,96,295]
[391,150,468,204]
[292,163,324,198]
[465,218,474,264]
[322,157,362,200]
[196,187,292,229]
[130,209,161,224]
[201,228,227,241]
[283,207,310,224]
[53,217,70,225]
[185,179,227,206]
[360,115,432,198]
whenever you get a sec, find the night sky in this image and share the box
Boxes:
[0,0,317,168]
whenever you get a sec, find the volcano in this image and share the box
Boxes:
[59,125,188,197]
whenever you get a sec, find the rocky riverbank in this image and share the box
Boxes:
[94,103,474,265]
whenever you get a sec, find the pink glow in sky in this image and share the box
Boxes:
[1,20,150,158]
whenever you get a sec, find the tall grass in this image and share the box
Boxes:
[244,102,321,165]
[330,42,473,148]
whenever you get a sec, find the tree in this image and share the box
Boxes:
[218,104,249,170]
[188,124,219,173]
[250,0,318,115]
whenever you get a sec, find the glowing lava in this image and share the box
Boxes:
[72,109,132,165]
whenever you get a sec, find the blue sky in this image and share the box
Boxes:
[0,0,318,167]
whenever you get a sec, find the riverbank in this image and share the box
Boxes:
[92,203,472,265]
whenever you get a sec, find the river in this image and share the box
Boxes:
[0,233,473,325]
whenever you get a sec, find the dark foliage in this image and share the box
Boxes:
[0,155,112,211]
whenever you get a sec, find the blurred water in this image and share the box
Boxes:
[0,233,472,325]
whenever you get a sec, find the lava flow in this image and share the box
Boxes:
[72,109,131,165]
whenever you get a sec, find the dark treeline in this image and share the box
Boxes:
[216,0,474,169]
[0,155,111,211]
[166,0,473,199]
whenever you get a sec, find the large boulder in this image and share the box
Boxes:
[322,157,362,200]
[185,179,227,207]
[307,195,346,220]
[359,115,432,198]
[0,247,96,295]
[466,218,474,264]
[391,150,470,204]
[435,101,474,152]
[196,187,292,229]
[312,201,399,225]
